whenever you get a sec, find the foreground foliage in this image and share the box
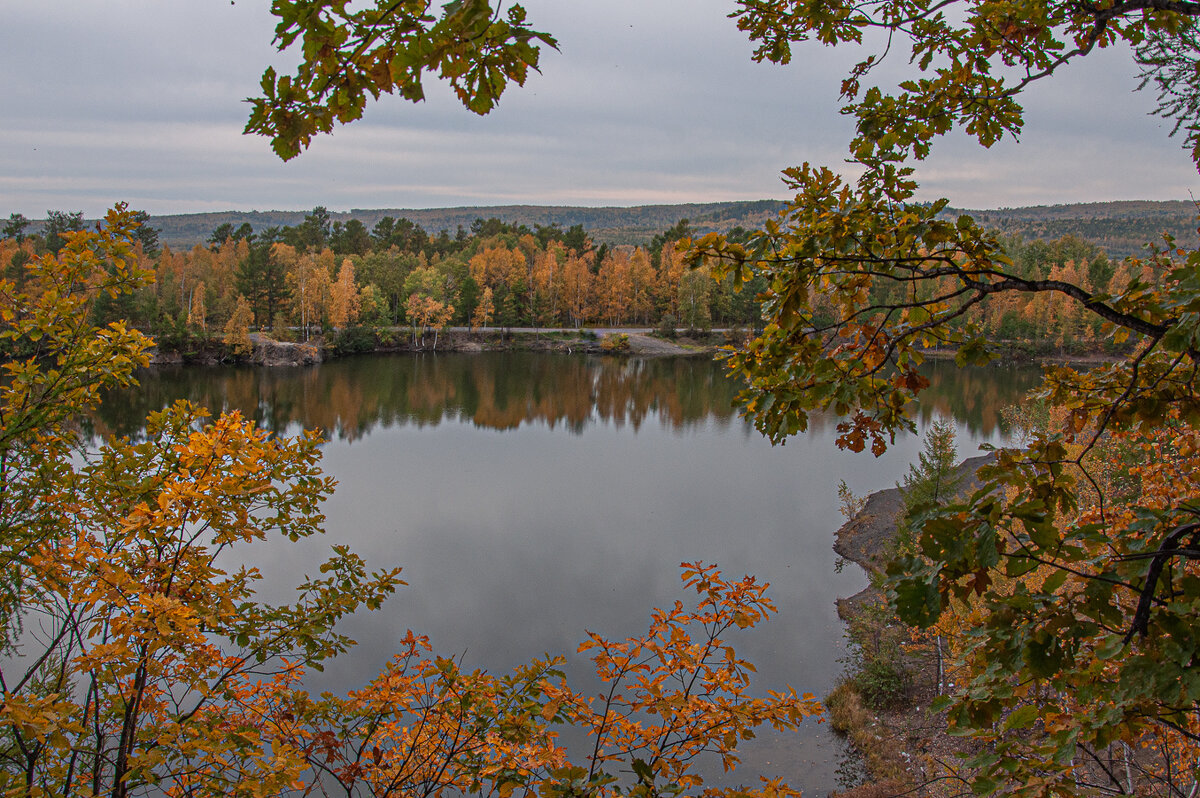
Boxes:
[0,211,819,797]
[238,0,1200,791]
[247,0,556,161]
[683,2,1200,795]
[10,0,1199,791]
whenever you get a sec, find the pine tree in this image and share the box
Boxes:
[899,420,960,524]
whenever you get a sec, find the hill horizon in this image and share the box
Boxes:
[20,198,1197,260]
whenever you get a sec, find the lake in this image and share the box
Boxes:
[96,352,1042,795]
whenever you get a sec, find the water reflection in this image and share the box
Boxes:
[92,352,1043,797]
[917,358,1042,438]
[96,352,1043,444]
[96,354,739,440]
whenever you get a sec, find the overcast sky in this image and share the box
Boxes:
[2,0,1197,218]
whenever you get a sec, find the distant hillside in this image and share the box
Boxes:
[146,201,789,250]
[27,199,1195,259]
[946,200,1198,260]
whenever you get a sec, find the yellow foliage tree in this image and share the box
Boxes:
[562,251,594,328]
[1,210,822,798]
[223,295,255,357]
[472,285,496,330]
[329,257,361,328]
[286,248,333,341]
[187,280,208,332]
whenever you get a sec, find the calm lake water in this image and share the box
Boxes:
[96,352,1042,796]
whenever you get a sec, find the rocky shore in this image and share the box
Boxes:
[829,453,995,797]
[148,329,712,367]
[833,453,994,591]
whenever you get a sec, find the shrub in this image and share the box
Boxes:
[854,654,911,709]
[657,314,678,339]
[271,313,295,342]
[599,332,630,352]
[842,599,913,710]
[332,325,378,355]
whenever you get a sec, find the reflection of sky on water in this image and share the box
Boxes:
[257,420,858,683]
[100,353,1039,795]
[235,414,870,793]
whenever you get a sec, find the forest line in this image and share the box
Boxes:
[0,206,1161,357]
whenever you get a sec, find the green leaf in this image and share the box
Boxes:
[1095,635,1126,661]
[891,571,944,627]
[1040,569,1069,595]
[971,776,998,795]
[1002,704,1039,731]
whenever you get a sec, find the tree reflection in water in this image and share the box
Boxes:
[94,352,1041,444]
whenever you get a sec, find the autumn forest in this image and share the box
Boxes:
[0,206,1149,358]
[5,0,1200,792]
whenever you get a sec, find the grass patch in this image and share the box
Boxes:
[826,679,912,788]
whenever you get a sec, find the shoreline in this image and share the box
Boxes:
[147,328,722,367]
[832,453,995,620]
[828,454,995,797]
[147,327,1132,370]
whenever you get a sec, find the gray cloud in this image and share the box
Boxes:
[2,0,1195,217]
